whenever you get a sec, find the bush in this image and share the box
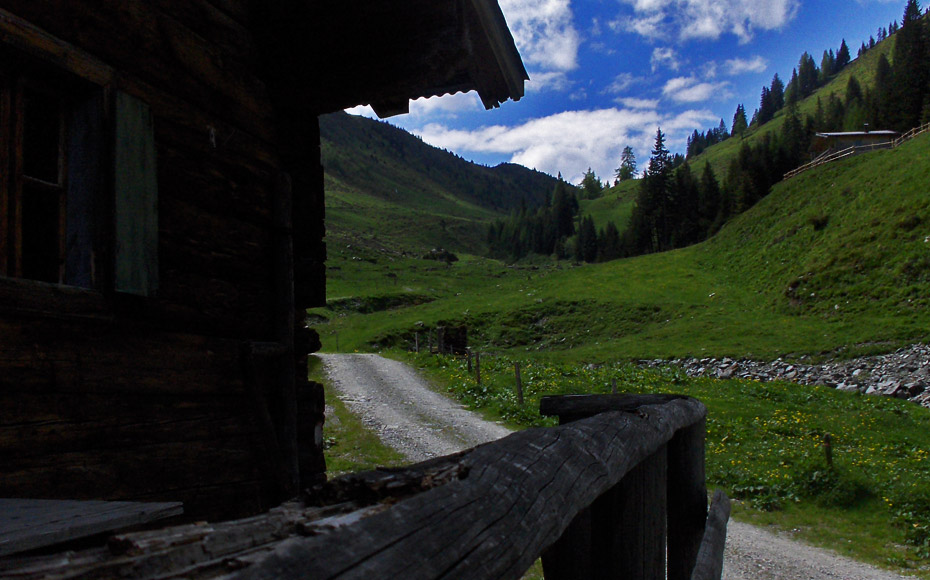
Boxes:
[789,461,872,508]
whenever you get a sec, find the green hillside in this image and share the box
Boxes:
[691,36,895,180]
[580,179,638,232]
[320,112,562,254]
[312,130,930,361]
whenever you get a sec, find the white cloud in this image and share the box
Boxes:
[651,47,681,72]
[616,0,800,43]
[344,105,378,119]
[408,92,483,117]
[412,107,717,184]
[610,13,666,39]
[617,97,659,109]
[662,76,732,103]
[724,55,768,75]
[603,72,643,95]
[500,0,581,72]
[526,71,573,93]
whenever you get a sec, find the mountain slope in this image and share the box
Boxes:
[320,112,562,255]
[314,131,930,361]
[691,35,896,180]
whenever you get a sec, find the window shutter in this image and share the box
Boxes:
[114,91,158,296]
[65,91,104,289]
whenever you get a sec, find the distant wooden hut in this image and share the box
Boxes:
[0,0,526,524]
[810,129,899,157]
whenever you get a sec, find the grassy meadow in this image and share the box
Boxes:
[315,131,930,360]
[310,130,930,575]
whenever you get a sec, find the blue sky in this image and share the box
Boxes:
[348,0,906,185]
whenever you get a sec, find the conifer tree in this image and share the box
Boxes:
[797,52,819,98]
[785,68,800,105]
[698,163,722,235]
[820,50,836,83]
[758,86,776,125]
[891,0,927,130]
[836,39,851,69]
[732,104,749,136]
[770,74,785,111]
[615,146,637,182]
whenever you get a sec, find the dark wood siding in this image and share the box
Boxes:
[0,0,326,520]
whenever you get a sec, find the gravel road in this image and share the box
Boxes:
[318,353,913,580]
[318,353,511,461]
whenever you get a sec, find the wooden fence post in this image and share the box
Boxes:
[467,350,472,373]
[540,394,711,580]
[415,332,419,354]
[475,353,481,385]
[515,362,524,406]
[666,418,707,580]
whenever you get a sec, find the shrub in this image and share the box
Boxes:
[789,461,872,508]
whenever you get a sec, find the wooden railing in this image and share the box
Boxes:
[893,121,930,147]
[0,394,729,580]
[785,121,930,180]
[784,141,894,180]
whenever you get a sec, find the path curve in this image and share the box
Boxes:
[319,353,911,580]
[318,353,511,462]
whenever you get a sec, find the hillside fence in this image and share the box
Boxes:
[0,394,729,580]
[784,120,930,180]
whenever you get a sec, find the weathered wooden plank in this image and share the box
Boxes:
[0,8,114,85]
[0,499,182,556]
[0,398,709,578]
[0,319,247,395]
[609,446,667,578]
[690,490,731,580]
[540,508,592,580]
[1,0,276,137]
[1,441,272,512]
[235,398,707,580]
[668,418,708,580]
[540,393,690,423]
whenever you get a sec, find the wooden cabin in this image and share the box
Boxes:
[0,0,526,522]
[810,129,899,156]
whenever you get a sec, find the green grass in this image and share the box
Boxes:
[401,351,930,576]
[311,132,930,361]
[579,180,638,232]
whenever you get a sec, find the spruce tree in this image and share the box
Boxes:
[770,74,785,111]
[698,163,722,235]
[580,168,603,199]
[732,104,749,136]
[615,146,637,182]
[836,39,851,69]
[798,52,819,98]
[758,86,776,125]
[891,0,927,130]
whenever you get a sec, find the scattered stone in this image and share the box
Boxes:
[638,343,930,409]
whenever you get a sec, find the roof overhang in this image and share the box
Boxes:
[279,0,528,118]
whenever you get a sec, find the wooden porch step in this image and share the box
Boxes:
[0,498,183,557]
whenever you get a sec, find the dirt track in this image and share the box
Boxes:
[318,353,912,580]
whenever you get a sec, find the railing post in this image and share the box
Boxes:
[667,417,707,580]
[539,394,699,580]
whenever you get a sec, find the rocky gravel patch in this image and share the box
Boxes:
[639,343,930,408]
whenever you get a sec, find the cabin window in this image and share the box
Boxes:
[0,54,157,295]
[0,66,106,289]
[0,80,67,284]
